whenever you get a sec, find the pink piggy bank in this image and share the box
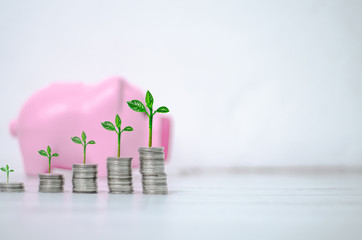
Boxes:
[9,77,171,176]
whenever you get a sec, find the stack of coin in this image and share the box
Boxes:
[139,147,168,194]
[0,182,24,192]
[39,174,64,193]
[107,157,133,194]
[72,164,97,193]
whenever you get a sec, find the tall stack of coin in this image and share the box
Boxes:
[72,164,97,193]
[0,182,24,192]
[139,147,168,194]
[107,157,133,194]
[39,174,64,193]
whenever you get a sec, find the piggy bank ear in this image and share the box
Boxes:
[9,120,18,137]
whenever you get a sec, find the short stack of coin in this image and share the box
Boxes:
[39,174,64,193]
[72,164,97,193]
[0,182,24,192]
[139,147,168,194]
[107,157,133,194]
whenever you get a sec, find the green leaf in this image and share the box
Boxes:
[9,170,14,172]
[82,131,87,143]
[0,167,6,172]
[127,100,146,113]
[87,140,96,145]
[155,106,169,113]
[6,165,9,171]
[145,90,154,109]
[47,145,51,155]
[101,121,116,131]
[52,153,59,157]
[115,114,121,128]
[123,126,133,132]
[71,136,82,144]
[38,150,48,157]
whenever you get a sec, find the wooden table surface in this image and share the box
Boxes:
[0,171,361,240]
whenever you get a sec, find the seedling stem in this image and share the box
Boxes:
[1,165,14,183]
[127,90,169,148]
[101,114,134,158]
[71,131,96,164]
[38,145,59,173]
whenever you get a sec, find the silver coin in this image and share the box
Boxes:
[109,185,133,188]
[107,157,132,161]
[110,190,133,194]
[73,190,97,193]
[40,180,64,185]
[140,161,164,165]
[143,172,167,177]
[108,181,133,185]
[108,169,132,172]
[0,182,24,188]
[108,184,133,188]
[39,189,63,193]
[142,176,167,180]
[0,188,25,193]
[73,163,97,168]
[143,190,168,195]
[138,147,168,195]
[109,190,133,194]
[143,182,167,186]
[73,185,97,188]
[142,183,168,188]
[38,173,64,193]
[39,173,63,177]
[109,186,133,189]
[0,182,25,192]
[108,176,132,179]
[106,157,134,194]
[108,172,132,176]
[141,171,165,175]
[107,166,132,169]
[72,164,98,193]
[39,186,63,190]
[109,187,133,190]
[73,184,97,188]
[142,177,167,181]
[140,164,165,167]
[139,147,164,153]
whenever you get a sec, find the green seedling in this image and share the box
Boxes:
[71,131,96,164]
[1,165,14,183]
[38,145,59,173]
[127,90,169,147]
[101,114,134,158]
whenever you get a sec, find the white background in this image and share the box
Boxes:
[0,0,361,173]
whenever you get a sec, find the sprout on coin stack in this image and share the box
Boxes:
[1,164,14,183]
[71,131,98,193]
[37,146,64,193]
[38,146,59,174]
[0,164,24,192]
[127,90,169,194]
[71,131,96,165]
[101,114,134,194]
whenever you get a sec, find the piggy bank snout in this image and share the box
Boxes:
[9,119,18,137]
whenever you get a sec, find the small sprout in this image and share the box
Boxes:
[1,164,15,183]
[38,145,59,173]
[71,131,96,164]
[127,90,169,147]
[101,114,134,157]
